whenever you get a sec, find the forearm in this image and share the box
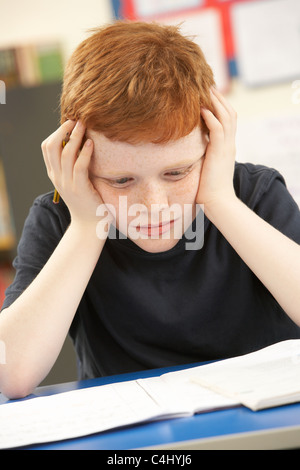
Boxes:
[205,196,300,326]
[0,222,106,398]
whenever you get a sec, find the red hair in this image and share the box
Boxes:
[60,21,215,143]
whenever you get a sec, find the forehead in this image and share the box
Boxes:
[87,127,206,174]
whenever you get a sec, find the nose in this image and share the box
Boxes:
[138,179,169,214]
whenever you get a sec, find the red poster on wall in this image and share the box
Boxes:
[114,0,256,65]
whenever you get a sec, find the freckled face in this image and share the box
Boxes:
[87,127,207,253]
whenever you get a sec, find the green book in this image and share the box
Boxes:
[36,43,64,83]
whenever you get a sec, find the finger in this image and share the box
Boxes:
[42,120,76,155]
[41,120,76,175]
[62,119,86,155]
[210,90,230,122]
[61,121,88,182]
[72,138,95,190]
[211,87,236,115]
[202,104,236,159]
[41,142,51,179]
[200,108,224,156]
[210,88,237,135]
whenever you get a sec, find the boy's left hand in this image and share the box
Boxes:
[196,88,237,214]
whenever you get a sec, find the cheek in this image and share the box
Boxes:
[170,169,201,203]
[92,181,121,217]
[93,182,133,228]
[93,180,116,204]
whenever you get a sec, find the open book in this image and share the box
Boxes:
[191,339,300,411]
[0,339,299,449]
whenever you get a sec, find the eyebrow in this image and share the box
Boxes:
[162,155,204,171]
[90,155,204,179]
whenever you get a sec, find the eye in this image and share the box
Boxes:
[111,177,133,187]
[165,166,193,180]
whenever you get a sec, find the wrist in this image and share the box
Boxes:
[203,193,240,224]
[68,218,110,245]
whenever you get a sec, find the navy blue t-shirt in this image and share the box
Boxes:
[2,163,300,379]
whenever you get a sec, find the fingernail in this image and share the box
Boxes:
[76,120,84,130]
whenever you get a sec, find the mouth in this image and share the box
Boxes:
[138,220,175,229]
[135,218,179,237]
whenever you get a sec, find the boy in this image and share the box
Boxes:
[0,22,299,399]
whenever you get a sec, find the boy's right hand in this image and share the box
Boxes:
[41,120,114,232]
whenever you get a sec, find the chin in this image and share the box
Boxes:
[131,237,181,253]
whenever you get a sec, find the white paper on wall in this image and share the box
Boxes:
[232,0,300,86]
[132,0,203,18]
[158,9,229,92]
[236,112,300,208]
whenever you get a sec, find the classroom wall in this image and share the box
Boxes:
[0,0,113,63]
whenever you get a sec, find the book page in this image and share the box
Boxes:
[139,366,239,414]
[191,340,300,411]
[0,365,239,449]
[0,380,163,449]
[2,340,297,448]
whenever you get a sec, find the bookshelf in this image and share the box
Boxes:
[0,42,64,89]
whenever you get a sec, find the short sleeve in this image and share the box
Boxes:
[234,163,300,245]
[253,171,300,244]
[1,193,70,311]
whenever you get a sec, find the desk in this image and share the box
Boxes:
[1,364,300,450]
